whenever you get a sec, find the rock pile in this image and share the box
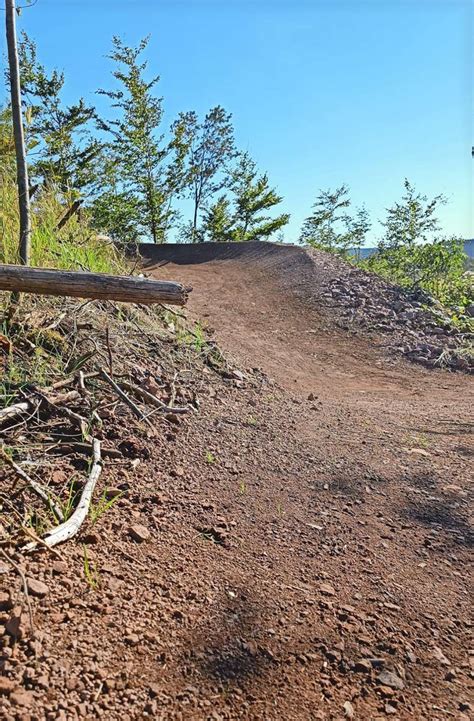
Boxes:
[306,249,473,372]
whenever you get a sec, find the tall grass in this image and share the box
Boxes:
[1,172,127,274]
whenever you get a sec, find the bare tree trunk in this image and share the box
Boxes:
[5,0,31,265]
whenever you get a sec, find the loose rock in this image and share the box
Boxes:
[128,524,151,542]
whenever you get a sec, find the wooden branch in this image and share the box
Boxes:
[0,445,64,522]
[0,265,189,306]
[56,199,83,231]
[99,370,146,420]
[119,379,192,414]
[35,390,91,441]
[0,400,31,424]
[26,439,102,550]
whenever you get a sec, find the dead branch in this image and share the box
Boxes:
[0,265,188,306]
[99,369,146,420]
[56,199,83,231]
[0,400,31,424]
[0,445,64,522]
[35,390,91,441]
[118,379,192,414]
[26,438,102,550]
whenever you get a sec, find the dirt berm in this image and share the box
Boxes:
[142,240,472,377]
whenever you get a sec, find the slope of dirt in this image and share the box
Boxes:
[0,244,472,721]
[143,241,473,372]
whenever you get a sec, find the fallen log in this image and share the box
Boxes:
[0,264,188,306]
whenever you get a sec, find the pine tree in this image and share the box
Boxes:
[18,32,100,198]
[201,195,234,242]
[230,152,289,242]
[97,36,174,243]
[299,185,350,250]
[381,178,446,249]
[299,185,370,255]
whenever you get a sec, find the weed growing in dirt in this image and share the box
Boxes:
[57,479,79,522]
[239,480,247,494]
[89,489,123,525]
[83,546,100,590]
[405,433,431,449]
[276,501,285,518]
[205,450,217,464]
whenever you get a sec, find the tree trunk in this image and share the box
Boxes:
[0,265,189,306]
[192,199,199,243]
[5,0,31,266]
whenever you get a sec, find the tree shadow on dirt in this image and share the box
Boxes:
[182,586,272,685]
[401,497,473,548]
[404,420,473,437]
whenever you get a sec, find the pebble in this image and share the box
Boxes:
[432,645,451,666]
[10,691,33,707]
[353,659,372,673]
[0,678,15,695]
[376,670,405,690]
[319,583,336,597]
[124,634,140,646]
[26,578,49,598]
[128,524,150,542]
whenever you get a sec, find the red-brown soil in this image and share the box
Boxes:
[1,243,472,721]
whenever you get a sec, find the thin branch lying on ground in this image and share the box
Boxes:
[0,400,32,424]
[35,390,92,441]
[25,439,102,550]
[119,379,192,414]
[0,444,64,522]
[99,369,147,420]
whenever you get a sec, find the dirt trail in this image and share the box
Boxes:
[146,241,466,401]
[2,244,471,721]
[145,243,473,719]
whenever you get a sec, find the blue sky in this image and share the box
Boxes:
[2,0,472,243]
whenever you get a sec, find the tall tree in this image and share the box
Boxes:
[299,185,370,254]
[5,0,31,264]
[97,36,173,243]
[174,106,235,242]
[18,32,100,198]
[230,153,289,242]
[299,185,350,250]
[381,178,446,249]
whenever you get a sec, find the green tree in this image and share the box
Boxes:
[97,36,176,243]
[299,185,370,254]
[381,178,446,249]
[364,181,472,315]
[201,195,234,242]
[174,106,236,242]
[230,152,289,242]
[18,32,100,197]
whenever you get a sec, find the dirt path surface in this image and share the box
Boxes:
[2,244,472,721]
